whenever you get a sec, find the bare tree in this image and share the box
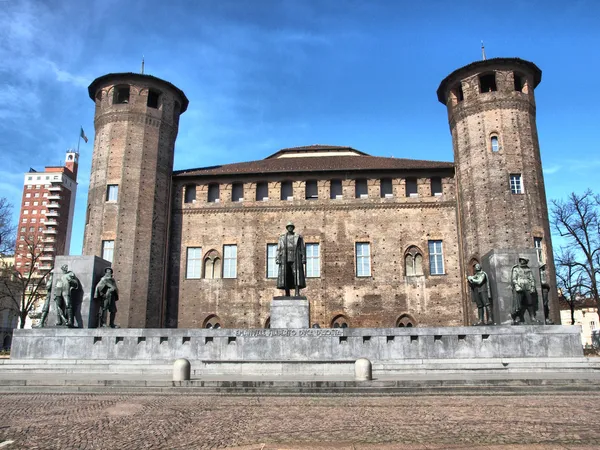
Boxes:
[0,197,15,255]
[551,190,600,321]
[555,247,585,324]
[0,234,51,328]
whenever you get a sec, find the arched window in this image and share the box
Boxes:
[184,184,196,203]
[203,314,222,329]
[396,314,416,328]
[203,250,221,279]
[113,85,130,104]
[331,315,349,328]
[405,246,424,276]
[207,183,220,203]
[491,135,500,152]
[479,73,497,93]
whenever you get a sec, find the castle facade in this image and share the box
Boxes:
[83,57,557,329]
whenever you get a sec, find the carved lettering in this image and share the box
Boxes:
[233,329,343,337]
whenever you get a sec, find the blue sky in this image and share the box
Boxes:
[1,0,599,255]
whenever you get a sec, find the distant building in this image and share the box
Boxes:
[82,58,559,329]
[13,151,79,327]
[0,256,18,349]
[559,296,599,346]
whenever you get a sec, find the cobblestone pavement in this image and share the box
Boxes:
[1,392,599,449]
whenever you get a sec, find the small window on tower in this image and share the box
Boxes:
[509,174,524,194]
[106,185,119,202]
[147,90,160,109]
[479,73,497,93]
[514,72,526,93]
[450,83,464,104]
[113,86,130,104]
[491,135,500,152]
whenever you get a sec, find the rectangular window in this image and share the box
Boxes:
[431,177,443,196]
[355,179,368,198]
[406,178,418,197]
[207,183,220,203]
[330,179,343,199]
[266,244,277,278]
[184,184,196,203]
[256,182,268,201]
[186,247,202,279]
[223,245,237,278]
[510,174,523,194]
[428,240,445,275]
[305,180,318,200]
[355,242,371,277]
[106,184,119,201]
[232,183,244,202]
[380,178,393,198]
[147,90,160,109]
[281,181,293,200]
[25,193,31,198]
[534,237,544,263]
[24,202,29,206]
[306,243,321,278]
[102,240,115,263]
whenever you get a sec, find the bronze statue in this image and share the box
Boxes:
[94,267,119,328]
[510,257,540,325]
[54,265,80,328]
[35,272,53,328]
[539,264,554,324]
[276,221,306,296]
[467,263,493,325]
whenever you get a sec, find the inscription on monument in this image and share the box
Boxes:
[234,329,343,337]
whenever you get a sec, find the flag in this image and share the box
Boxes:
[80,127,88,143]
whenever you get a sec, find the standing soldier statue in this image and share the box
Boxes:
[467,263,493,325]
[35,272,53,328]
[54,265,80,328]
[276,221,306,296]
[510,257,540,325]
[94,267,119,328]
[539,263,554,324]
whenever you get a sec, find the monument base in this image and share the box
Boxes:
[270,296,309,328]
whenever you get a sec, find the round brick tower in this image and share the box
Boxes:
[84,73,188,328]
[437,58,558,323]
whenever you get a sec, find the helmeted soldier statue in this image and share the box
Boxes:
[54,264,80,328]
[510,257,540,325]
[276,221,306,296]
[94,267,119,328]
[467,263,493,325]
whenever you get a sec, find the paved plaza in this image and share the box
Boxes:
[0,392,599,449]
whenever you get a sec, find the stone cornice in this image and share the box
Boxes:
[94,110,177,132]
[449,98,535,130]
[174,200,456,215]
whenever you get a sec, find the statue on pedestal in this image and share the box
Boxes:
[510,257,540,325]
[54,265,80,328]
[35,272,53,328]
[539,264,554,324]
[94,267,119,328]
[276,221,306,296]
[467,263,493,325]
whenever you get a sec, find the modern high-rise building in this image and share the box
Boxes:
[14,151,79,277]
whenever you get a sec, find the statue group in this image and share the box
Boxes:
[37,265,119,328]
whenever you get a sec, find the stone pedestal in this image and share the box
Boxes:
[270,296,309,328]
[49,256,111,328]
[482,248,545,325]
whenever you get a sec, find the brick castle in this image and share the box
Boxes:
[82,57,557,329]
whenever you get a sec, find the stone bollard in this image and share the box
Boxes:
[173,358,191,381]
[355,358,372,381]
